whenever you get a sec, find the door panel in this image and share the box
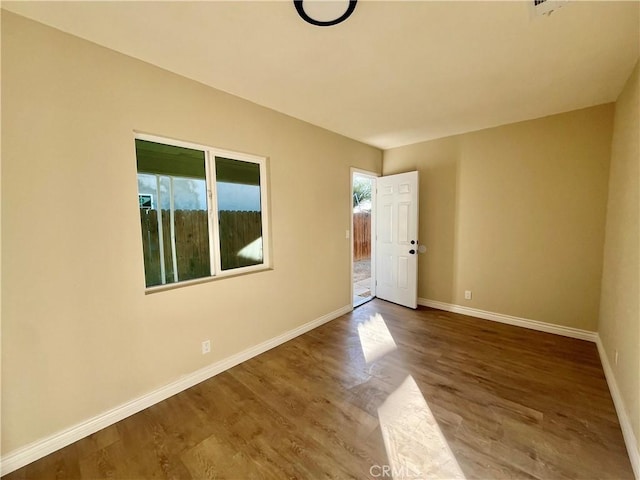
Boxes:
[381,204,393,244]
[398,256,409,289]
[398,203,410,242]
[375,171,419,309]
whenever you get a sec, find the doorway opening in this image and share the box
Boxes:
[352,171,376,307]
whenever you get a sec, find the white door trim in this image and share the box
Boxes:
[350,168,379,307]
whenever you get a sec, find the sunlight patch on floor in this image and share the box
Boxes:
[356,312,465,479]
[377,375,465,480]
[357,313,397,364]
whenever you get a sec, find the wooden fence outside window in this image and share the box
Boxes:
[140,209,262,286]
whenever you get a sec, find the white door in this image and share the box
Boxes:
[375,171,419,309]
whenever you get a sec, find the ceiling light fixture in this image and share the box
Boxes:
[294,0,357,27]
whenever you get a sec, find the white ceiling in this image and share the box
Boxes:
[3,1,639,149]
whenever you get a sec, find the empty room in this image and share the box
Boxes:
[1,1,638,479]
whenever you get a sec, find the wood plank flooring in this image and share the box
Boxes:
[4,300,634,479]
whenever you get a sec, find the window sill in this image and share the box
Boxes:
[144,266,273,295]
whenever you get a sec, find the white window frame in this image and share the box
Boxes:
[135,133,271,292]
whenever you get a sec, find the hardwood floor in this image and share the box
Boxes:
[4,300,634,479]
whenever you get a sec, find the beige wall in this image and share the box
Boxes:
[384,104,614,331]
[599,60,639,451]
[0,12,381,454]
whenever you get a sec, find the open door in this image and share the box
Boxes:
[375,171,419,309]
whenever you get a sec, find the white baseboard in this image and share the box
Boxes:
[0,304,352,476]
[418,298,597,342]
[419,298,638,478]
[596,336,640,479]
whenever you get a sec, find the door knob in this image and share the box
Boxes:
[409,249,416,254]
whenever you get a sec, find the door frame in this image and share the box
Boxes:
[350,167,379,308]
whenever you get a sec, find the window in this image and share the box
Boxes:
[135,135,269,289]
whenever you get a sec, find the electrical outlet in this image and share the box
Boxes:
[202,340,211,355]
[464,290,472,300]
[614,350,619,365]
